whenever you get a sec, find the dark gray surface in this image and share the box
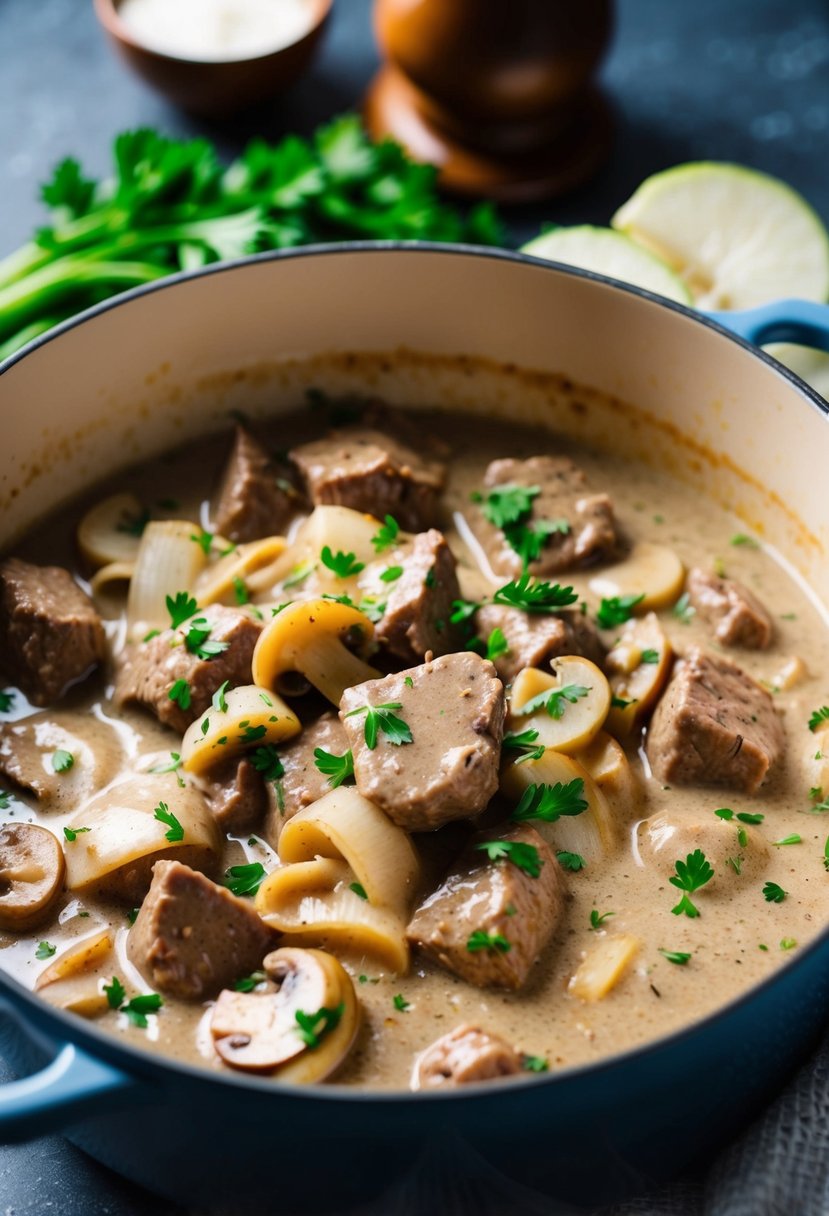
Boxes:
[1,0,829,1212]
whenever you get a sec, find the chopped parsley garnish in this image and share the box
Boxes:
[232,575,250,605]
[392,993,410,1012]
[238,723,267,744]
[730,533,759,548]
[166,591,198,629]
[153,801,184,843]
[320,546,365,578]
[345,701,413,749]
[763,881,787,903]
[142,629,160,643]
[223,862,266,897]
[0,690,15,714]
[773,835,802,847]
[669,849,714,918]
[556,850,586,872]
[492,573,578,614]
[596,593,645,629]
[122,993,164,1028]
[640,649,660,664]
[503,728,545,763]
[190,528,215,556]
[737,812,764,824]
[482,483,540,528]
[104,976,126,1008]
[314,747,355,788]
[780,938,797,950]
[63,825,90,842]
[424,566,436,589]
[589,909,614,930]
[485,627,509,661]
[403,676,414,688]
[295,1003,345,1049]
[466,930,511,954]
[150,751,184,786]
[0,792,11,810]
[379,565,403,583]
[611,695,636,710]
[212,680,230,712]
[808,706,829,733]
[517,682,590,720]
[813,796,829,814]
[284,561,316,588]
[349,882,368,901]
[475,839,543,878]
[52,749,74,774]
[672,592,695,624]
[250,745,285,784]
[714,808,734,820]
[167,678,191,710]
[127,908,140,925]
[450,598,480,624]
[117,507,150,536]
[824,835,829,872]
[521,1055,549,1073]
[659,949,692,965]
[357,597,386,623]
[35,941,56,960]
[184,618,230,660]
[371,514,399,553]
[511,779,588,823]
[234,970,266,993]
[504,518,569,568]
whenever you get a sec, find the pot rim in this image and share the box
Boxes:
[1,239,827,1105]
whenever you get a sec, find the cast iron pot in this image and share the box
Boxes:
[0,245,828,1213]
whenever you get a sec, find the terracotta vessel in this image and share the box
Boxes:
[365,0,615,201]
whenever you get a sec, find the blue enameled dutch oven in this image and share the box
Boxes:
[0,245,828,1213]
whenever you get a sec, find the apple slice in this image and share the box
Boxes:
[521,226,691,303]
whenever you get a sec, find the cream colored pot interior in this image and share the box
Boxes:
[0,248,826,604]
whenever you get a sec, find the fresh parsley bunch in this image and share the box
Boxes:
[0,117,502,357]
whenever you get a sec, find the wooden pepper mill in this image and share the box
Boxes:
[365,0,615,202]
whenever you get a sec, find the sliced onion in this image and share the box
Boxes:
[127,520,206,629]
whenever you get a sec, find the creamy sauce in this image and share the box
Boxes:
[117,0,317,61]
[2,407,828,1090]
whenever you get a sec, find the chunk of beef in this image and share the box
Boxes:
[202,757,268,834]
[213,424,300,543]
[646,647,784,793]
[360,529,462,662]
[474,603,604,682]
[290,423,446,532]
[473,457,619,578]
[687,568,773,650]
[262,712,349,846]
[413,1024,522,1089]
[407,825,563,989]
[340,652,504,832]
[114,605,262,732]
[0,558,106,706]
[128,859,278,1000]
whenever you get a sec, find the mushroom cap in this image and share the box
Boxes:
[252,598,376,686]
[0,823,65,931]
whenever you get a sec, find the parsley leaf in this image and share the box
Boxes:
[730,533,759,548]
[493,574,578,614]
[104,975,126,1008]
[503,518,570,569]
[313,747,355,788]
[773,834,802,846]
[122,993,164,1028]
[349,881,368,901]
[596,594,645,629]
[321,546,365,578]
[521,1055,549,1073]
[295,1003,345,1049]
[149,751,184,786]
[234,970,266,993]
[371,514,400,553]
[450,598,481,624]
[345,701,413,749]
[475,839,543,878]
[0,792,10,810]
[659,949,692,965]
[590,909,614,930]
[640,649,660,664]
[52,749,74,774]
[0,690,15,714]
[379,565,403,583]
[212,680,230,712]
[763,881,787,903]
[190,529,214,556]
[166,590,198,629]
[35,941,56,959]
[556,850,586,872]
[517,683,590,720]
[482,483,540,528]
[672,592,696,624]
[167,678,191,710]
[511,780,588,823]
[485,627,509,661]
[223,862,266,897]
[153,801,184,842]
[63,825,90,842]
[284,560,316,588]
[503,728,545,763]
[250,745,285,783]
[392,993,410,1012]
[184,618,230,660]
[809,706,829,733]
[669,849,714,917]
[232,575,250,605]
[466,930,511,954]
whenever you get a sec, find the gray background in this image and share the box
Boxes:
[1,0,828,1211]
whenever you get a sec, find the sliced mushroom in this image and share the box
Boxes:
[0,823,65,931]
[605,613,673,737]
[252,598,381,705]
[63,773,221,901]
[181,684,301,776]
[35,928,114,1018]
[500,748,617,862]
[577,731,639,820]
[0,710,126,810]
[509,656,610,754]
[569,934,641,1002]
[210,946,359,1081]
[589,542,685,613]
[78,493,146,568]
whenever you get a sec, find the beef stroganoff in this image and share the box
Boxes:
[1,395,827,1090]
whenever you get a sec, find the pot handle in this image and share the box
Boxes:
[707,299,829,352]
[0,1004,140,1143]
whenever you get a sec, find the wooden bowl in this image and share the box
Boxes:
[93,0,332,118]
